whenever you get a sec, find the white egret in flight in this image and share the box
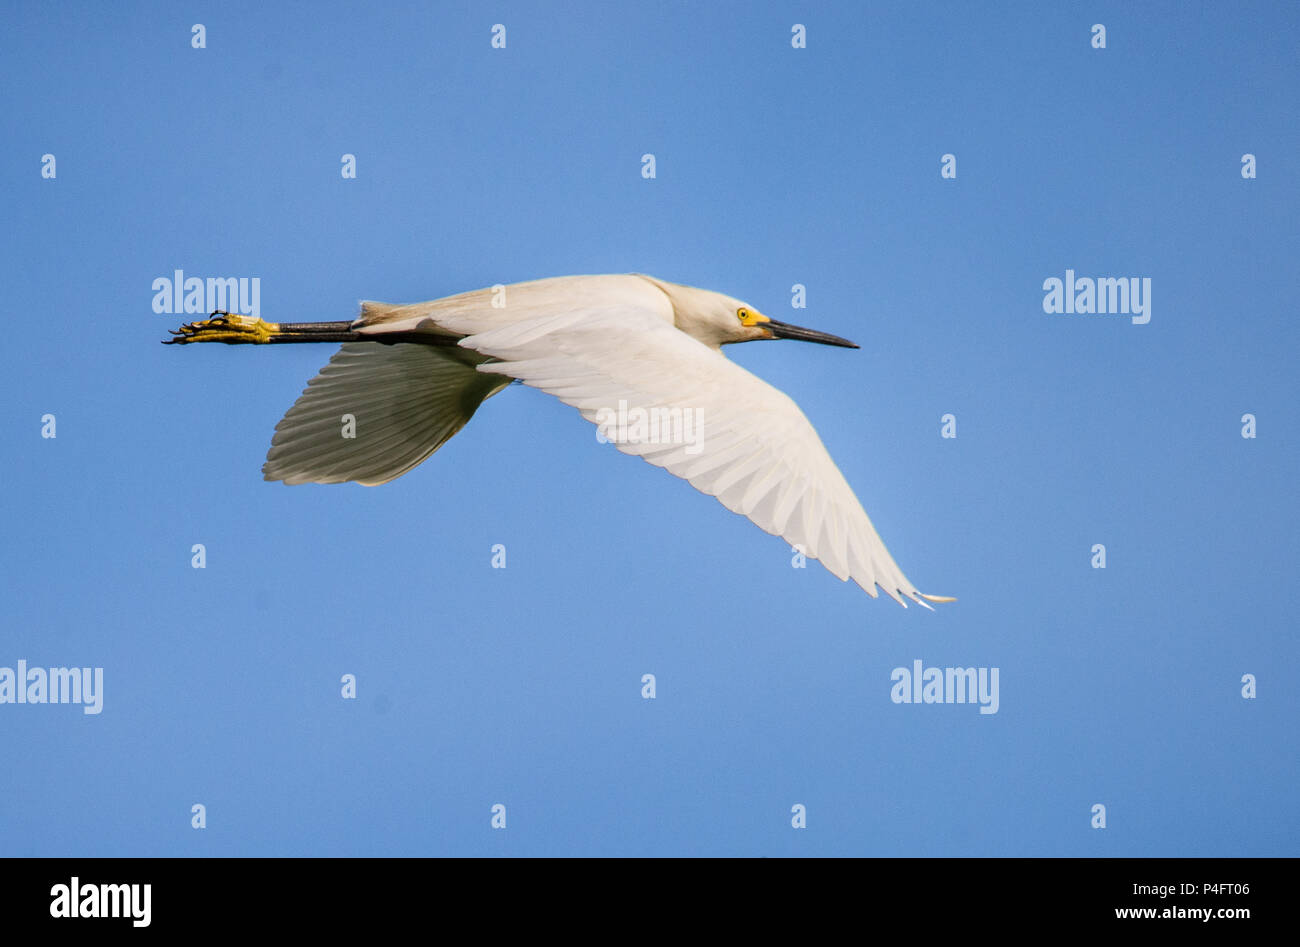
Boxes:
[166,274,952,607]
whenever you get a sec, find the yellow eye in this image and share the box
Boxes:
[737,307,749,323]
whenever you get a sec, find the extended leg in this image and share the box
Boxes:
[163,311,466,346]
[163,311,362,345]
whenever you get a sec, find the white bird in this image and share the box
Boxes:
[166,274,952,607]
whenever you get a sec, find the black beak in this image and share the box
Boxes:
[765,319,859,349]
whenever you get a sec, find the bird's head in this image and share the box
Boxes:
[730,303,860,349]
[644,277,859,350]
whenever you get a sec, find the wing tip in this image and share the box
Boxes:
[889,589,957,610]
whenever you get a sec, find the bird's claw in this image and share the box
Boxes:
[163,311,277,344]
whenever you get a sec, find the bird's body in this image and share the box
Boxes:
[167,274,952,607]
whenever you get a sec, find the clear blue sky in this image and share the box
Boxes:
[1,0,1296,856]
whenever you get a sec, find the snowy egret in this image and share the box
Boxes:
[166,274,952,606]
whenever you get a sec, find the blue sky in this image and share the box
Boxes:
[1,0,1296,856]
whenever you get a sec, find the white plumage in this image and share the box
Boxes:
[186,274,951,606]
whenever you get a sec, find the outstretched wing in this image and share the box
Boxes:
[263,342,509,486]
[455,305,948,606]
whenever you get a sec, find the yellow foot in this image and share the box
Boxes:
[164,311,281,344]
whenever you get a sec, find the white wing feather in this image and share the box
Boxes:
[451,305,937,606]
